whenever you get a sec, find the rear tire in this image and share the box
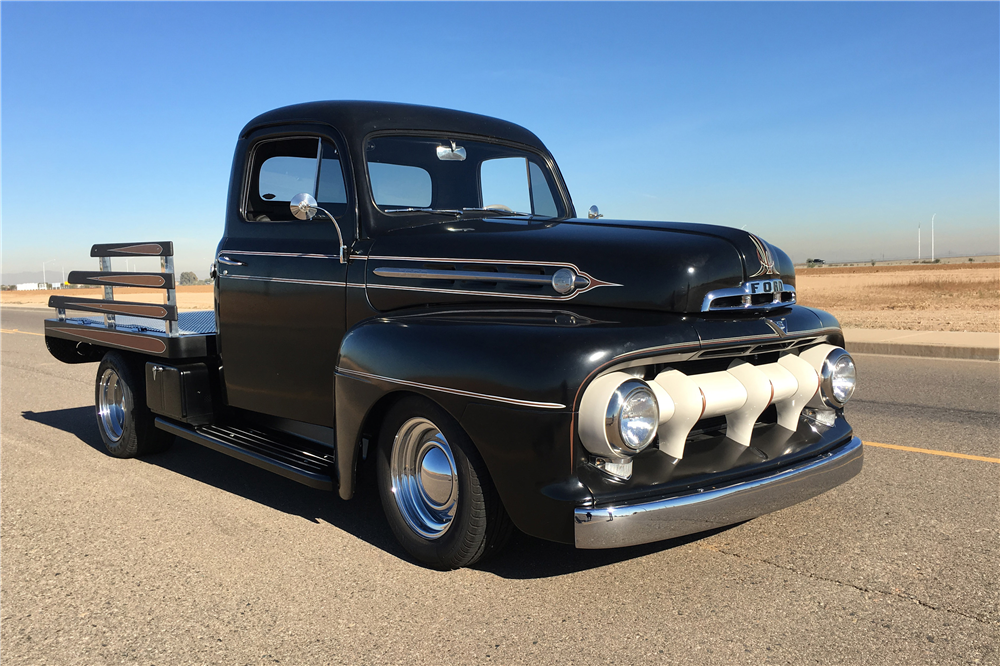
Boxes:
[376,396,513,569]
[94,352,172,458]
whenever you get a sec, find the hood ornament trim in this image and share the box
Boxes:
[747,234,778,277]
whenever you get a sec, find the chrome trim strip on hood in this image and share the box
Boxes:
[366,283,583,302]
[372,266,591,289]
[367,254,619,301]
[369,255,619,288]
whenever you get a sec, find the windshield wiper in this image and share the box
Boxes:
[384,207,462,217]
[459,208,535,218]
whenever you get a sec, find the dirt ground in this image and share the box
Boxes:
[796,263,999,332]
[1,285,216,311]
[4,265,998,332]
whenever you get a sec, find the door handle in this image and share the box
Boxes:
[218,256,247,267]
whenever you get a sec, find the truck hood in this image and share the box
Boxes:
[364,217,795,315]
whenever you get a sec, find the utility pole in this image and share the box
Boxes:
[931,213,936,262]
[918,223,921,260]
[42,260,56,288]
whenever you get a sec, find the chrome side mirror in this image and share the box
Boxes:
[588,205,603,219]
[290,193,347,263]
[290,192,319,220]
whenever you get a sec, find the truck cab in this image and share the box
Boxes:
[45,101,863,569]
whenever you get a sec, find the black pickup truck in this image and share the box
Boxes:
[45,101,862,569]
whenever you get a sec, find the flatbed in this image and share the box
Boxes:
[45,311,216,358]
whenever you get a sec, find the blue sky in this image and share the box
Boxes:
[2,1,998,280]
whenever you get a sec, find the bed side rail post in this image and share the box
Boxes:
[98,256,116,328]
[161,255,178,336]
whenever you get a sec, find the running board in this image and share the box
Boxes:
[155,418,336,490]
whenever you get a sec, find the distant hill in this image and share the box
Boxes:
[3,270,206,286]
[2,271,52,285]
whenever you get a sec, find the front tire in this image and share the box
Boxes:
[95,351,172,458]
[376,396,512,569]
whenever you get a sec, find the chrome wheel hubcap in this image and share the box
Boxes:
[97,368,126,442]
[390,417,458,539]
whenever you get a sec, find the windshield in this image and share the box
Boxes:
[365,135,566,227]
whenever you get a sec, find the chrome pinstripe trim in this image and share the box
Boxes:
[222,250,343,260]
[220,274,361,288]
[747,234,778,278]
[601,329,836,365]
[697,332,780,347]
[336,368,567,410]
[609,340,703,360]
[369,254,559,266]
[386,308,616,325]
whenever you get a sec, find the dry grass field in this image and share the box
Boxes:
[796,263,999,332]
[1,285,216,311]
[4,265,998,332]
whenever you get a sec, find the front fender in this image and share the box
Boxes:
[333,305,839,541]
[333,310,601,501]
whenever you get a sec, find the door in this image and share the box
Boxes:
[216,133,354,426]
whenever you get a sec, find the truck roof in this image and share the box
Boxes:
[240,100,547,150]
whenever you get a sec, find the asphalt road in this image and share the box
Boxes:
[2,307,997,665]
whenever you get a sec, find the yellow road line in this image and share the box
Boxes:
[1,328,45,337]
[864,440,1000,464]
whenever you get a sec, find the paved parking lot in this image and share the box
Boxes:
[2,307,997,665]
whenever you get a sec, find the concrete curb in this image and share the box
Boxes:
[845,341,999,361]
[843,327,999,361]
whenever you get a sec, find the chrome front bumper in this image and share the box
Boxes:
[573,436,863,549]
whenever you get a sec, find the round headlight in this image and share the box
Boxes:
[606,379,659,453]
[821,348,856,408]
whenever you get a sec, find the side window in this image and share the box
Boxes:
[480,158,531,214]
[529,161,558,218]
[369,163,432,207]
[480,157,558,217]
[246,137,347,222]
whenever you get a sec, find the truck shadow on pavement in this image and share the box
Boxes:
[23,406,727,579]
